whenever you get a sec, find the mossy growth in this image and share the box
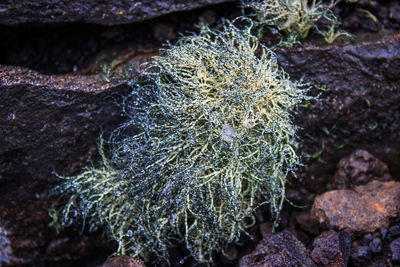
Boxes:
[50,20,312,263]
[242,0,351,44]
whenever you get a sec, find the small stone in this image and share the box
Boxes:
[239,230,314,267]
[311,181,400,233]
[351,246,371,262]
[389,224,400,240]
[363,233,373,245]
[102,255,145,267]
[390,237,400,262]
[331,149,391,190]
[369,237,382,254]
[311,230,351,267]
[381,228,388,240]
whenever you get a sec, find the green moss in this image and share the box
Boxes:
[51,20,312,263]
[242,0,351,44]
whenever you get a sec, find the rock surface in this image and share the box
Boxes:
[0,0,232,25]
[311,230,352,267]
[331,149,391,189]
[239,230,315,267]
[0,66,130,265]
[277,33,400,192]
[102,255,145,267]
[391,237,400,262]
[311,181,400,234]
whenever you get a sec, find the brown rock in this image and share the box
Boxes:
[331,149,391,189]
[311,181,400,234]
[103,255,145,267]
[239,230,315,267]
[311,230,352,267]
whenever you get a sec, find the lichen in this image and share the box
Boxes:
[242,0,351,44]
[50,19,312,263]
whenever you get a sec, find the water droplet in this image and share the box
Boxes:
[126,230,133,237]
[62,218,73,227]
[221,125,238,142]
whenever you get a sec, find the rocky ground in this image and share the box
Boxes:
[0,0,400,266]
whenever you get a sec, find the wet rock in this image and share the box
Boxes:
[390,6,400,23]
[276,33,400,191]
[311,230,351,267]
[363,233,374,245]
[103,255,145,267]
[0,0,233,25]
[390,237,400,262]
[369,237,382,254]
[0,65,130,265]
[331,149,391,189]
[389,224,400,240]
[351,246,371,263]
[239,230,315,267]
[296,211,321,235]
[311,181,400,233]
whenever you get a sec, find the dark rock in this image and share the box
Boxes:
[102,255,145,267]
[311,230,351,267]
[390,6,400,23]
[351,246,372,263]
[381,228,388,240]
[369,237,382,254]
[331,149,391,189]
[239,230,315,267]
[311,181,400,234]
[0,0,233,25]
[389,224,400,240]
[363,233,374,245]
[295,211,321,235]
[277,33,400,192]
[0,66,130,265]
[390,237,400,262]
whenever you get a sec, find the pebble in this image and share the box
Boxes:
[311,230,351,266]
[391,237,400,262]
[389,224,400,240]
[239,230,314,267]
[351,246,371,262]
[369,237,382,254]
[311,181,400,233]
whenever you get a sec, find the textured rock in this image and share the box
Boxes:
[277,33,400,192]
[0,0,232,25]
[311,230,352,267]
[351,246,372,264]
[0,66,130,265]
[239,230,315,267]
[391,237,400,262]
[103,255,145,267]
[311,181,400,233]
[331,150,391,189]
[369,237,382,254]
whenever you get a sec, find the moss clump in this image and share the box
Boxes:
[51,20,311,263]
[242,0,351,44]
